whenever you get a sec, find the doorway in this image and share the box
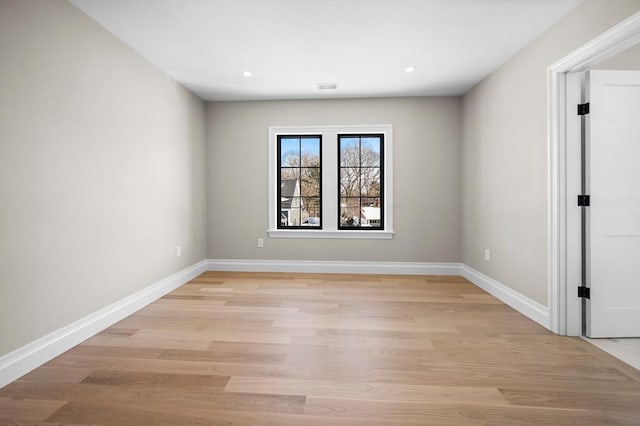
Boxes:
[548,11,640,338]
[549,18,640,369]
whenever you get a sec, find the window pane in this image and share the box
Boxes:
[360,168,381,196]
[339,198,361,227]
[302,197,321,226]
[280,168,300,191]
[301,138,320,167]
[285,197,302,226]
[340,167,359,197]
[361,198,381,227]
[361,137,381,167]
[280,174,300,214]
[340,137,360,166]
[300,167,320,196]
[280,137,300,167]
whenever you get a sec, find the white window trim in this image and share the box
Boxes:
[268,124,394,239]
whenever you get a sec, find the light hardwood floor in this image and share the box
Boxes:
[1,272,639,425]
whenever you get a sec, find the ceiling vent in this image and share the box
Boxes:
[317,82,338,90]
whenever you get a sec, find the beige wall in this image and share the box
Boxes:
[462,0,640,305]
[593,42,640,70]
[207,97,462,262]
[0,0,207,355]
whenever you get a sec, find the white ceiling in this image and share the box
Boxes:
[70,0,579,101]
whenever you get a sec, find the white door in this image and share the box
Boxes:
[586,70,640,338]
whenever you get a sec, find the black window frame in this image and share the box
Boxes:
[337,133,384,230]
[276,134,323,230]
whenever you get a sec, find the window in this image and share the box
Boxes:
[268,125,393,239]
[338,134,383,230]
[277,135,322,229]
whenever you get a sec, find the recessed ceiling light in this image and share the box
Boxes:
[405,66,416,73]
[242,71,252,77]
[317,82,338,90]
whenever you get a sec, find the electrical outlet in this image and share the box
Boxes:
[484,249,490,261]
[257,238,264,248]
[176,246,182,257]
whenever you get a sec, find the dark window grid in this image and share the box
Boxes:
[337,134,384,230]
[276,135,322,229]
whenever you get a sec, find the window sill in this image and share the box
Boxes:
[267,229,395,239]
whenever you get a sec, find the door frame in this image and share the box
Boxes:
[548,11,640,336]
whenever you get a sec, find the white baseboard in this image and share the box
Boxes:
[0,260,207,388]
[206,259,462,275]
[461,264,550,329]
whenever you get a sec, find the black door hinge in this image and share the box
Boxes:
[578,286,591,299]
[578,103,590,115]
[578,195,590,206]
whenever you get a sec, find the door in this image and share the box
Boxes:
[586,70,640,338]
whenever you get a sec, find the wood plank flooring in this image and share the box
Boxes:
[1,271,639,425]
